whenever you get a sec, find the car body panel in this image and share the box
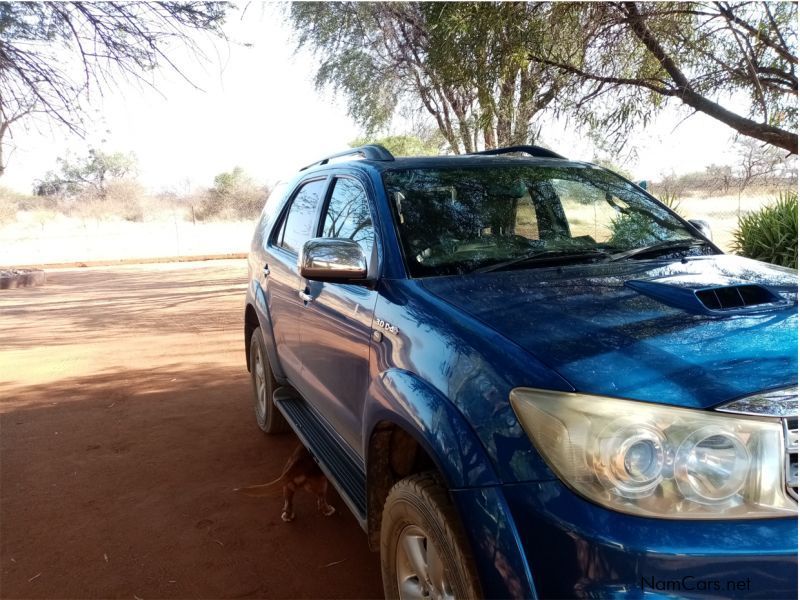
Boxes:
[363,368,499,488]
[247,216,288,381]
[243,152,798,599]
[263,245,307,383]
[502,479,798,598]
[370,278,573,483]
[300,280,378,455]
[420,255,797,409]
[451,487,538,599]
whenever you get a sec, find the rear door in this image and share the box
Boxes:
[297,175,379,456]
[263,177,329,384]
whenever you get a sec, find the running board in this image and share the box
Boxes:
[273,388,368,529]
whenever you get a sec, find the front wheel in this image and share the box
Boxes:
[249,327,288,434]
[381,472,482,600]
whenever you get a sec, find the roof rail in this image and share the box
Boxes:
[299,144,395,171]
[470,145,566,160]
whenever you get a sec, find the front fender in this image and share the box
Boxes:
[363,368,498,488]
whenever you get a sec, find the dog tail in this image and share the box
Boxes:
[234,475,284,497]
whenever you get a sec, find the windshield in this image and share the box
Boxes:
[383,164,710,277]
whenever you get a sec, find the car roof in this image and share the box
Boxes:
[368,155,593,172]
[295,143,604,177]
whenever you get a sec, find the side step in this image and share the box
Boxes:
[273,388,368,528]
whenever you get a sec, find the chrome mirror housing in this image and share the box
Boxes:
[688,219,713,242]
[299,238,369,282]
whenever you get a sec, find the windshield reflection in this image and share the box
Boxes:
[383,165,705,277]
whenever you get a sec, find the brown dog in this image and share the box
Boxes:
[235,443,336,522]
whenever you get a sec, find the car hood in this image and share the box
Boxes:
[421,255,798,409]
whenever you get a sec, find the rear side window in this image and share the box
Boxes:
[278,179,327,254]
[321,178,375,257]
[263,181,289,219]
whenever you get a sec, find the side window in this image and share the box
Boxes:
[321,178,375,257]
[279,179,328,254]
[260,181,289,240]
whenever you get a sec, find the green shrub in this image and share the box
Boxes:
[609,212,659,247]
[732,191,797,269]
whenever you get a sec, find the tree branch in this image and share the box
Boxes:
[622,1,797,153]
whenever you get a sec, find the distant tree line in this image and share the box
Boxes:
[650,138,797,196]
[0,149,269,224]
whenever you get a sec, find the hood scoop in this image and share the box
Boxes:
[627,275,789,315]
[695,285,779,310]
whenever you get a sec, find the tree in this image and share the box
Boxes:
[528,2,798,154]
[735,137,786,191]
[349,133,443,156]
[704,164,734,194]
[289,2,563,154]
[197,166,266,220]
[0,99,37,178]
[34,149,137,199]
[0,2,229,175]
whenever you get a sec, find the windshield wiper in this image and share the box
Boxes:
[607,238,710,262]
[476,248,610,274]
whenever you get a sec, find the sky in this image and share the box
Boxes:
[4,5,745,195]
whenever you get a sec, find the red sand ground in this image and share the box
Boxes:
[0,260,383,599]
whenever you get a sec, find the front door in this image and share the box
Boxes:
[298,176,378,456]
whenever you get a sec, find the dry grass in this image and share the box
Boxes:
[0,213,255,265]
[0,190,782,266]
[676,194,778,252]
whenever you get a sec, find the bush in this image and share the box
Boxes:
[609,212,659,247]
[105,180,144,222]
[0,201,16,225]
[196,167,266,221]
[72,180,144,222]
[732,191,798,269]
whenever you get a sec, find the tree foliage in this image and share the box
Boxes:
[528,2,798,154]
[34,149,137,199]
[196,166,266,221]
[349,133,443,156]
[0,2,229,175]
[289,2,563,154]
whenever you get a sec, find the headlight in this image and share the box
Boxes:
[510,388,797,519]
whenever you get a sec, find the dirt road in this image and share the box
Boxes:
[0,260,383,599]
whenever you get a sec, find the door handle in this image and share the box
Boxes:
[263,264,270,277]
[298,289,314,303]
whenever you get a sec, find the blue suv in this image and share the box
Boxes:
[244,145,797,599]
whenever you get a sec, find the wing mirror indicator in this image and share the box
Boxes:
[299,238,369,282]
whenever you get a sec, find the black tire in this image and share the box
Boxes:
[249,327,289,434]
[381,472,482,600]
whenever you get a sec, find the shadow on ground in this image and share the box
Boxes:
[0,261,383,599]
[0,266,247,350]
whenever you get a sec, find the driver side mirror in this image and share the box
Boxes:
[688,219,713,242]
[299,238,369,283]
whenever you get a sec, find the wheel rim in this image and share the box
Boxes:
[395,525,455,600]
[253,344,267,422]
